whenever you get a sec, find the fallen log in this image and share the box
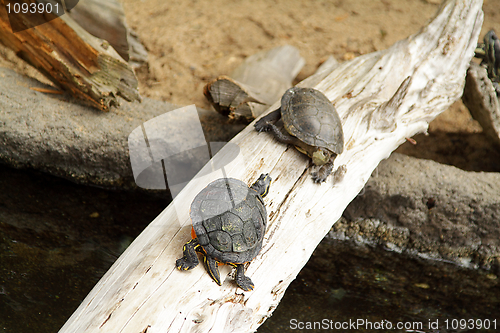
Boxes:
[0,0,141,111]
[59,0,483,332]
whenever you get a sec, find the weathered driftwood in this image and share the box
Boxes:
[462,61,500,146]
[0,0,140,111]
[59,0,482,332]
[204,45,304,121]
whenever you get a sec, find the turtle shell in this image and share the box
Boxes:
[190,178,267,264]
[281,87,344,155]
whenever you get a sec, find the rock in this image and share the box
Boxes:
[341,152,500,269]
[296,153,500,317]
[0,68,244,189]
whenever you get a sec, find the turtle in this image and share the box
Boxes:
[176,173,271,291]
[475,29,500,94]
[254,87,344,183]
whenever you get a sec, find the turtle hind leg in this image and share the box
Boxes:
[234,264,254,291]
[311,160,334,183]
[203,255,222,286]
[254,108,281,132]
[176,238,200,271]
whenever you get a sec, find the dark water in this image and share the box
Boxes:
[1,164,498,333]
[260,246,500,333]
[0,164,166,332]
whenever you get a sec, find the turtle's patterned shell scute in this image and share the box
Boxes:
[190,178,267,264]
[281,87,344,154]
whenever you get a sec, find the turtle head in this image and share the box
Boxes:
[292,140,331,166]
[311,148,331,166]
[251,173,272,198]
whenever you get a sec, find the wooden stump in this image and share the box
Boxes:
[204,45,304,122]
[0,0,141,111]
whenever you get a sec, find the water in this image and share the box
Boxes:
[1,164,498,332]
[0,164,166,332]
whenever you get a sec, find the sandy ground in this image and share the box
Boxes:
[119,0,500,134]
[1,0,500,168]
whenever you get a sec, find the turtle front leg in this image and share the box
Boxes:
[254,108,282,132]
[255,109,302,146]
[311,161,334,183]
[203,255,222,286]
[234,264,254,291]
[176,238,200,271]
[260,122,300,146]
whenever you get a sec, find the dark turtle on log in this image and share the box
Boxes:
[255,87,344,183]
[176,174,271,291]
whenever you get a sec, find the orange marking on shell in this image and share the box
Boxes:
[191,227,196,239]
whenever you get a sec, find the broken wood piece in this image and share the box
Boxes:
[127,29,149,69]
[0,0,141,111]
[204,45,305,122]
[29,86,63,94]
[67,0,148,68]
[462,61,500,146]
[58,0,482,332]
[67,0,129,61]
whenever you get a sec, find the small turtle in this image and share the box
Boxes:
[475,29,500,94]
[176,174,271,291]
[255,87,344,183]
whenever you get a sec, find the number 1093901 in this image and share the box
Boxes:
[444,318,496,330]
[6,2,62,15]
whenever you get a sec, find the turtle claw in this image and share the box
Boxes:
[254,119,272,133]
[176,238,200,271]
[235,264,254,291]
[311,160,334,183]
[311,169,328,183]
[311,172,326,183]
[255,108,282,133]
[176,258,198,271]
[235,275,254,291]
